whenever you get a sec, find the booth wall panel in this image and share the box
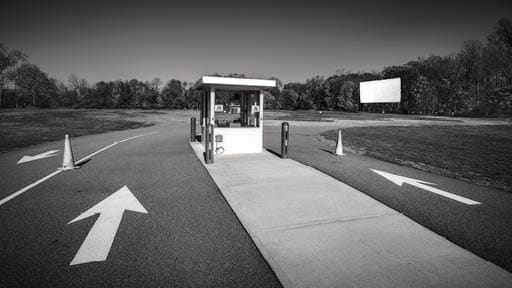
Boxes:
[215,128,262,154]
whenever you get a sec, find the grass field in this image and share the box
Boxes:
[0,109,161,152]
[322,125,512,192]
[265,110,512,192]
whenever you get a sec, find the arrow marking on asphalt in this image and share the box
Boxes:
[68,186,148,265]
[17,150,60,164]
[371,169,481,205]
[1,131,159,207]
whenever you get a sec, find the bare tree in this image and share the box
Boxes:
[9,63,55,107]
[150,77,162,91]
[68,74,89,104]
[0,43,27,107]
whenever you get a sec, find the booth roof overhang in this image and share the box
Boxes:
[193,76,276,91]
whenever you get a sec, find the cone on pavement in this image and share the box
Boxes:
[334,129,344,156]
[60,134,78,170]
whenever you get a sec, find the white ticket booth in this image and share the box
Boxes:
[194,76,276,155]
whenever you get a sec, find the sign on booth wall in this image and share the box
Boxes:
[214,104,224,112]
[360,78,401,103]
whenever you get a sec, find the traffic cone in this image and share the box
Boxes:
[59,134,78,170]
[334,129,344,156]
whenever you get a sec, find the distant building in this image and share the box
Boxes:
[2,80,16,90]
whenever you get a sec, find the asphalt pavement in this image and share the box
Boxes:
[3,116,511,287]
[0,121,281,287]
[263,124,512,273]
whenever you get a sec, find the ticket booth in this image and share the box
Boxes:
[194,76,276,155]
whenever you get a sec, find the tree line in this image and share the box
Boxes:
[0,61,200,109]
[1,18,511,116]
[266,18,512,116]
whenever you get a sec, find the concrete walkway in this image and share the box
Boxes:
[190,143,512,288]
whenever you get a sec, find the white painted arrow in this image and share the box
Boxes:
[17,150,60,164]
[371,169,481,205]
[68,186,147,265]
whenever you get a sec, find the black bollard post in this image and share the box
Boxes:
[205,124,214,164]
[281,122,289,159]
[190,117,196,142]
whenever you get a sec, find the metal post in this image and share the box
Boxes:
[190,117,196,142]
[281,122,289,159]
[205,124,214,164]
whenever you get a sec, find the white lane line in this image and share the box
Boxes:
[0,170,63,206]
[118,131,159,143]
[75,131,159,164]
[75,142,118,165]
[0,131,159,207]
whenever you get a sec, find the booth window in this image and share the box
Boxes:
[214,91,260,128]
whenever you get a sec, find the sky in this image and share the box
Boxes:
[1,0,511,84]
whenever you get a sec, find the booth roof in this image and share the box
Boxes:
[193,76,276,90]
